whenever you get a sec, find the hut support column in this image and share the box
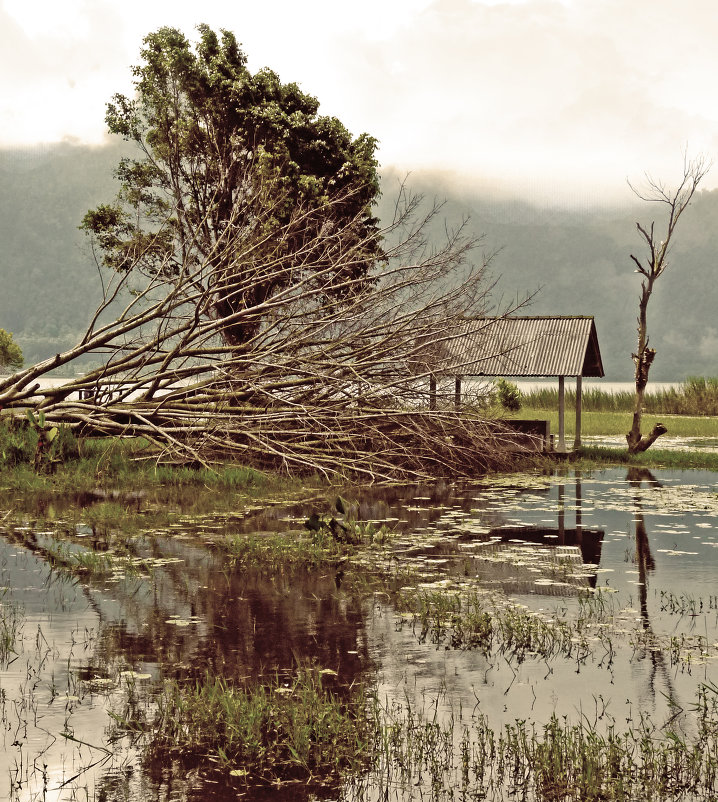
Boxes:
[454,375,462,411]
[557,481,565,543]
[558,375,566,452]
[429,375,437,411]
[574,375,583,449]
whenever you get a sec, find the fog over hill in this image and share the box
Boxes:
[1,143,716,380]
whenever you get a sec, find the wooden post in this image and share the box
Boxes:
[574,374,582,449]
[454,375,462,411]
[429,375,437,411]
[558,375,566,452]
[557,481,565,543]
[575,471,583,540]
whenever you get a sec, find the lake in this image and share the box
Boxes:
[2,467,718,800]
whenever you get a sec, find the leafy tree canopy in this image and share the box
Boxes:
[81,24,383,345]
[0,328,23,371]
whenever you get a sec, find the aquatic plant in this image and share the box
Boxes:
[393,583,617,663]
[0,595,22,662]
[221,529,348,571]
[148,664,372,788]
[342,681,718,802]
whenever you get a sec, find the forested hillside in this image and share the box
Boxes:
[0,142,125,369]
[1,143,716,379]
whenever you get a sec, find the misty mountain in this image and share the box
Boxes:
[1,143,716,380]
[379,169,718,381]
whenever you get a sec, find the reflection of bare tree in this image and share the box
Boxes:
[626,467,679,722]
[627,468,660,625]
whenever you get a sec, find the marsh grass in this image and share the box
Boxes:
[219,501,393,573]
[344,681,718,802]
[43,540,123,576]
[0,593,22,662]
[149,664,372,787]
[221,529,348,571]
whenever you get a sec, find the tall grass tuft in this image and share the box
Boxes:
[149,664,372,786]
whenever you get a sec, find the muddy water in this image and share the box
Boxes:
[1,467,718,800]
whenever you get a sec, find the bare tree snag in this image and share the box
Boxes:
[626,156,709,454]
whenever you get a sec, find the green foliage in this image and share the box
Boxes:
[0,418,36,467]
[82,24,383,346]
[495,378,522,412]
[0,328,23,370]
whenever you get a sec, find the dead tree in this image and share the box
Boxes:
[0,183,526,481]
[626,156,709,454]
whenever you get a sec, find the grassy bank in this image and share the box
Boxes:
[0,428,307,498]
[514,406,718,439]
[569,446,718,472]
[3,400,718,502]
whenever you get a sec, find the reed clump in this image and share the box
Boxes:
[394,586,614,662]
[523,376,718,416]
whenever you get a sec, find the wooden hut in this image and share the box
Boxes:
[431,316,605,452]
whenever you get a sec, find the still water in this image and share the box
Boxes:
[1,467,718,800]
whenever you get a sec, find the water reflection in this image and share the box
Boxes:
[4,467,718,800]
[624,467,682,731]
[627,466,660,627]
[0,516,371,801]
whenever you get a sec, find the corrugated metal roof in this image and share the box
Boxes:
[439,316,604,378]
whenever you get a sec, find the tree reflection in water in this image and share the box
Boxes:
[626,467,680,726]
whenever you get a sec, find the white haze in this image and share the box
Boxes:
[3,0,718,205]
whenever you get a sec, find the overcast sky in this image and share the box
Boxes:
[2,0,718,205]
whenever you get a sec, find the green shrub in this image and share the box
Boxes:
[0,417,80,471]
[495,378,522,412]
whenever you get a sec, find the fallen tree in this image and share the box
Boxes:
[0,24,527,481]
[0,182,525,481]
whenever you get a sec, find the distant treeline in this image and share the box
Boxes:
[523,377,718,416]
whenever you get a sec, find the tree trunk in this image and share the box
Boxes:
[626,279,666,453]
[625,156,708,453]
[626,421,667,453]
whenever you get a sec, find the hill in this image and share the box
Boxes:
[1,143,716,380]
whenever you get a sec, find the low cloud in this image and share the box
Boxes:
[3,0,718,203]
